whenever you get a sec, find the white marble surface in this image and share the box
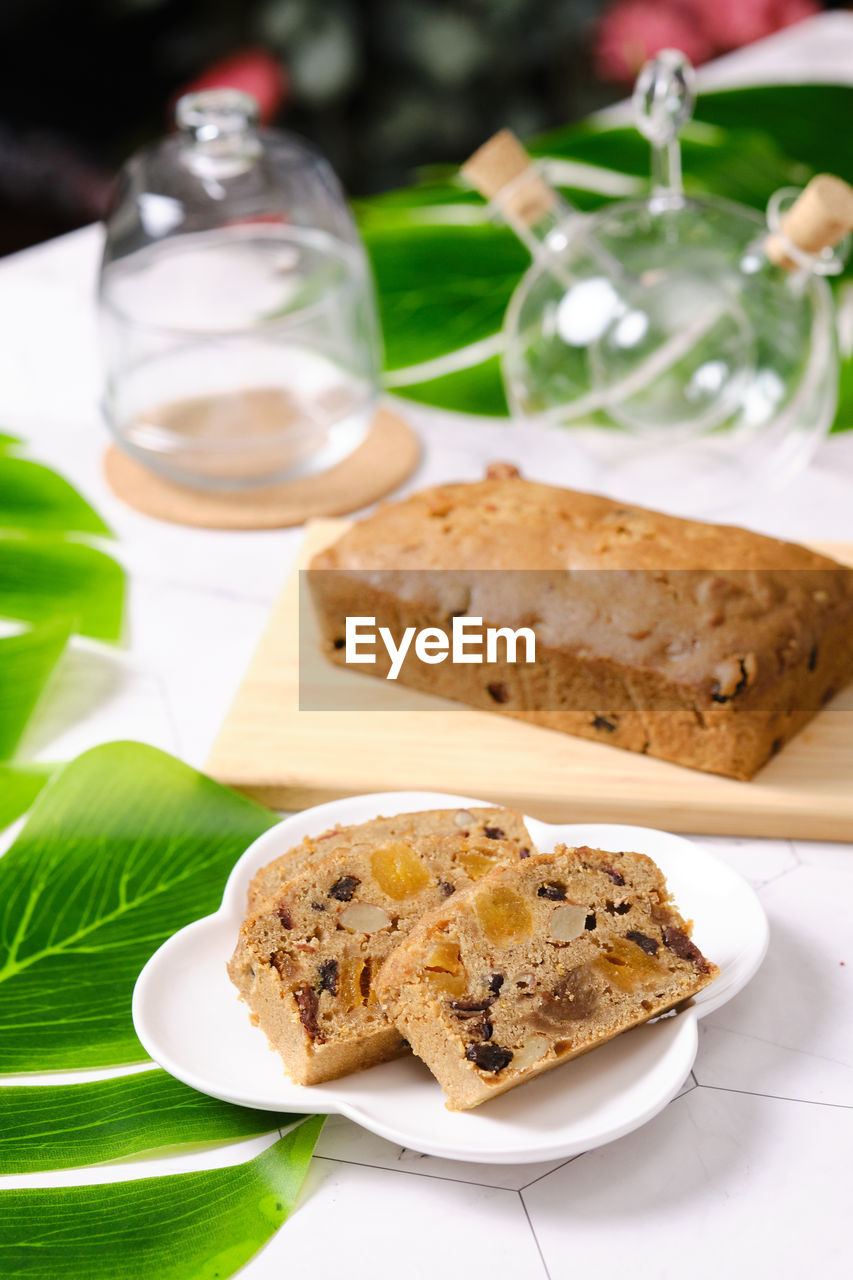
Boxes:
[1,14,852,1279]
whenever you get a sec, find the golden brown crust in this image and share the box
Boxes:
[308,478,853,778]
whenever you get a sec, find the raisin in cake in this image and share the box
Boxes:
[375,844,717,1110]
[228,807,534,1084]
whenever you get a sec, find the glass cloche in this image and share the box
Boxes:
[99,89,382,490]
[464,52,853,513]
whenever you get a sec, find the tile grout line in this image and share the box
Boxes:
[519,1188,554,1280]
[518,1152,582,1191]
[694,1081,853,1111]
[311,1152,534,1191]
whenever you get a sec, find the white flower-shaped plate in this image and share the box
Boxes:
[133,790,767,1164]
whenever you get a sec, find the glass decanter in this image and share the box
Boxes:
[465,51,853,514]
[99,89,382,490]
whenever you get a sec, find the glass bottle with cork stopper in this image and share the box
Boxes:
[463,51,853,512]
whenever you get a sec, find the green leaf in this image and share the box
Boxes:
[0,741,278,1071]
[0,434,20,453]
[529,119,804,209]
[834,338,853,434]
[365,222,527,371]
[0,1069,302,1174]
[0,764,53,830]
[0,1116,324,1280]
[356,83,853,419]
[0,458,112,536]
[392,354,510,416]
[0,537,125,641]
[694,84,853,186]
[0,623,69,761]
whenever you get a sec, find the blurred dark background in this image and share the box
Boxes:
[0,0,834,255]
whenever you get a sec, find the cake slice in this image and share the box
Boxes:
[228,807,534,1084]
[374,844,718,1110]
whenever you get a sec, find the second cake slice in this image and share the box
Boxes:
[228,807,534,1084]
[375,844,718,1109]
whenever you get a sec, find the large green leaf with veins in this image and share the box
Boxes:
[366,222,527,371]
[0,1117,324,1280]
[0,741,278,1071]
[0,1070,301,1174]
[0,623,69,760]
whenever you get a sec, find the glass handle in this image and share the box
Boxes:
[633,49,696,198]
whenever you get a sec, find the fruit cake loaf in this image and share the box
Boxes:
[307,470,853,779]
[375,844,718,1110]
[246,807,530,912]
[228,807,534,1084]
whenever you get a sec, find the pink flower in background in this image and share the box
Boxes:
[595,0,822,83]
[594,0,714,82]
[693,0,820,50]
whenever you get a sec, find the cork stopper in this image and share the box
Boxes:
[462,129,555,228]
[766,173,853,269]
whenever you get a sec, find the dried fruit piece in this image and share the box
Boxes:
[424,935,467,998]
[602,865,626,886]
[483,826,505,840]
[532,967,598,1029]
[458,848,501,879]
[295,984,324,1042]
[450,999,492,1017]
[487,973,504,995]
[454,809,475,827]
[276,904,294,929]
[318,959,339,995]
[426,970,467,998]
[592,937,663,993]
[626,929,659,956]
[549,903,587,943]
[337,956,367,1010]
[359,957,373,1003]
[424,939,462,972]
[538,881,567,900]
[371,840,432,900]
[328,875,360,901]
[338,903,391,933]
[466,1043,513,1073]
[269,950,295,980]
[474,885,533,945]
[662,926,712,973]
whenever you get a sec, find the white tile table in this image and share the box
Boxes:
[1,15,852,1278]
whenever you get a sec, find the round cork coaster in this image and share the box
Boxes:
[103,407,420,530]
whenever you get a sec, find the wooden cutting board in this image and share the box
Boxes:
[207,522,853,841]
